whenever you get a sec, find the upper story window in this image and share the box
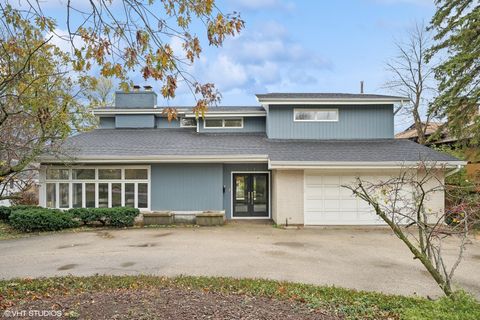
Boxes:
[293,108,339,122]
[204,118,243,129]
[180,118,197,128]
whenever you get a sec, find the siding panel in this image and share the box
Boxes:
[116,115,155,128]
[267,105,394,139]
[151,164,223,211]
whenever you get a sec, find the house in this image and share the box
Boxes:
[38,89,464,225]
[395,122,454,145]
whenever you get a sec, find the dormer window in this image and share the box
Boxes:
[294,108,339,122]
[180,118,197,128]
[204,118,243,129]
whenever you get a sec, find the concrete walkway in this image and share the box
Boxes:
[1,223,479,298]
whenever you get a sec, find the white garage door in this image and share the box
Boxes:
[304,172,386,225]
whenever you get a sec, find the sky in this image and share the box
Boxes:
[30,0,437,131]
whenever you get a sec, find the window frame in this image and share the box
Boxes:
[203,118,244,129]
[42,165,150,211]
[293,108,339,122]
[180,117,197,128]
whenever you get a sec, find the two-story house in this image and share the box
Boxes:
[38,89,463,225]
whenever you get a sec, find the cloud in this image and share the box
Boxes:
[182,20,331,103]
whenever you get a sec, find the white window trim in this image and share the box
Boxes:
[43,165,151,211]
[293,108,339,122]
[203,118,244,129]
[180,117,197,128]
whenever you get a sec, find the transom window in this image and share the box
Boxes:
[204,118,243,129]
[180,118,197,128]
[293,109,339,122]
[44,166,150,210]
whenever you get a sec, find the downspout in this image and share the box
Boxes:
[445,165,463,178]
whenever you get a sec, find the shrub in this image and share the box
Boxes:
[68,207,139,227]
[0,206,12,221]
[9,208,79,232]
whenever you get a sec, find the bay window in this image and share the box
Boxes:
[43,166,150,210]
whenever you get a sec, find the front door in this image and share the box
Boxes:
[232,173,269,218]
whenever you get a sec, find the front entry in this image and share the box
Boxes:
[232,173,269,218]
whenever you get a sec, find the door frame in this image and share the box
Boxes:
[231,171,271,220]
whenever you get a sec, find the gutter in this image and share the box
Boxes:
[445,165,463,177]
[268,160,467,170]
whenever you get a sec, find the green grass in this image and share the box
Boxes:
[0,275,478,319]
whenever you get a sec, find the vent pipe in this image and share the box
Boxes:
[360,81,364,94]
[143,85,153,91]
[133,85,141,92]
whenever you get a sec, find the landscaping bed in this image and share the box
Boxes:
[1,275,479,320]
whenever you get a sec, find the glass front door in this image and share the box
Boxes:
[233,173,269,218]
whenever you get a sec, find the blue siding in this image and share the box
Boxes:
[222,163,269,219]
[115,91,157,108]
[266,105,394,139]
[199,116,266,133]
[156,117,182,128]
[116,115,155,128]
[151,164,223,211]
[99,117,115,129]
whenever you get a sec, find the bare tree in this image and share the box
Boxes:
[87,77,115,108]
[385,22,437,145]
[344,163,476,297]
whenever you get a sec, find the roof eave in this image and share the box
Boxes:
[268,160,467,170]
[255,98,410,105]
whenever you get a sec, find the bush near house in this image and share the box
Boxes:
[68,207,140,227]
[0,205,40,221]
[8,208,79,232]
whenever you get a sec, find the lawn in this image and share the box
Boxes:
[0,275,479,319]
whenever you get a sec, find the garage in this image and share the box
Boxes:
[304,171,386,225]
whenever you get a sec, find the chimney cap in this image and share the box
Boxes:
[133,85,141,91]
[143,85,153,91]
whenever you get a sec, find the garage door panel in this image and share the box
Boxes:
[324,199,340,210]
[323,187,340,198]
[304,171,387,226]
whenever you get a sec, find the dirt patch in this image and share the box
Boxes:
[274,241,305,248]
[57,264,78,271]
[96,231,114,239]
[152,232,172,238]
[129,243,157,248]
[472,254,480,260]
[121,262,136,268]
[57,243,89,249]
[13,287,337,319]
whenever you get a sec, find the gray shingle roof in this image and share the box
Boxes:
[256,93,409,100]
[46,129,460,163]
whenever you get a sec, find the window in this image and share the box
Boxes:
[46,183,56,208]
[99,169,121,180]
[72,169,95,180]
[85,183,96,207]
[125,169,148,180]
[44,167,150,210]
[59,183,70,208]
[98,183,109,207]
[46,169,69,180]
[204,118,243,129]
[72,183,83,208]
[293,109,338,122]
[180,118,197,127]
[124,183,135,207]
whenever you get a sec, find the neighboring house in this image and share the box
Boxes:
[395,122,456,146]
[38,89,464,226]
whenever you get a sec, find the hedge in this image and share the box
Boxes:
[68,207,140,227]
[0,205,40,221]
[9,208,79,232]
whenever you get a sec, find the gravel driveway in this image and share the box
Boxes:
[1,223,479,298]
